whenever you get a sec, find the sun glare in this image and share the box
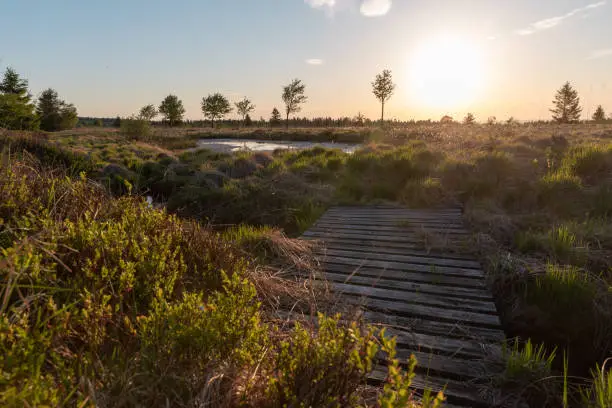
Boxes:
[409,36,486,109]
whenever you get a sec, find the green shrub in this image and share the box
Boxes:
[120,116,151,141]
[264,314,378,407]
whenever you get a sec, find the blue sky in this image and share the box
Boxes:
[1,0,611,121]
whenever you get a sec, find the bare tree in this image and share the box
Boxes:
[282,79,307,129]
[372,69,395,122]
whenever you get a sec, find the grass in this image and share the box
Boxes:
[5,123,612,406]
[0,145,442,407]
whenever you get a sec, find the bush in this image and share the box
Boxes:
[120,116,151,140]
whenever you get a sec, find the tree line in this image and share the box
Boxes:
[1,66,610,133]
[0,68,78,131]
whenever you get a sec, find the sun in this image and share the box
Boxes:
[409,36,486,109]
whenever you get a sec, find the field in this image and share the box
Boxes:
[2,123,612,407]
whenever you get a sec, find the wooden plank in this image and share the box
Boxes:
[321,262,487,289]
[302,236,474,260]
[369,368,489,407]
[316,217,466,228]
[316,254,485,279]
[343,294,502,329]
[306,227,468,240]
[381,327,501,358]
[321,271,493,301]
[311,240,475,260]
[313,222,469,234]
[327,281,497,314]
[304,230,429,244]
[379,348,500,379]
[329,207,462,215]
[316,247,481,269]
[361,311,506,343]
[324,211,463,220]
[278,308,505,343]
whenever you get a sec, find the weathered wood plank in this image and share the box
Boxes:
[313,224,468,236]
[360,311,506,342]
[321,262,487,289]
[304,230,429,244]
[327,281,497,314]
[315,247,481,269]
[314,219,467,234]
[303,236,475,259]
[343,294,502,329]
[316,254,485,279]
[310,240,475,260]
[307,226,469,238]
[319,214,465,227]
[369,368,489,407]
[379,348,501,379]
[321,271,493,301]
[329,207,462,215]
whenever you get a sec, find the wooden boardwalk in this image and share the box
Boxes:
[301,206,506,408]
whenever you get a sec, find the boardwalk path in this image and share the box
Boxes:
[300,206,506,407]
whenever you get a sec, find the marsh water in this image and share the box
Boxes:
[194,138,359,153]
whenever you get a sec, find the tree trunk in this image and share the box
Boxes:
[211,118,214,128]
[381,101,385,123]
[286,111,289,130]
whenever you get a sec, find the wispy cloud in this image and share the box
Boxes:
[305,58,324,65]
[516,1,606,35]
[588,48,612,59]
[360,0,392,17]
[304,0,392,17]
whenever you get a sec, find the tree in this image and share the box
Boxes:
[487,116,497,125]
[201,93,232,128]
[113,116,121,128]
[440,115,453,124]
[592,105,606,122]
[36,88,78,132]
[270,107,282,126]
[463,113,476,125]
[244,113,253,127]
[139,104,157,122]
[0,68,38,130]
[372,69,395,122]
[282,79,307,129]
[95,118,104,127]
[550,82,582,124]
[234,97,255,126]
[159,95,185,127]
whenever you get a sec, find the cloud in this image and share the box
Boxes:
[306,58,324,65]
[588,48,612,59]
[360,0,392,17]
[305,0,391,17]
[516,1,606,35]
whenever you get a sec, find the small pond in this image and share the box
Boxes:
[194,138,360,153]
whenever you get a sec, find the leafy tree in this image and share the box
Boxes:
[159,95,185,127]
[201,93,232,128]
[36,88,78,132]
[354,112,365,127]
[282,79,307,129]
[270,107,282,126]
[440,115,453,124]
[372,69,395,122]
[139,104,157,122]
[235,97,255,126]
[592,105,606,122]
[550,82,582,124]
[113,116,121,128]
[463,113,476,125]
[487,116,497,125]
[95,118,104,127]
[244,113,253,127]
[0,67,38,130]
